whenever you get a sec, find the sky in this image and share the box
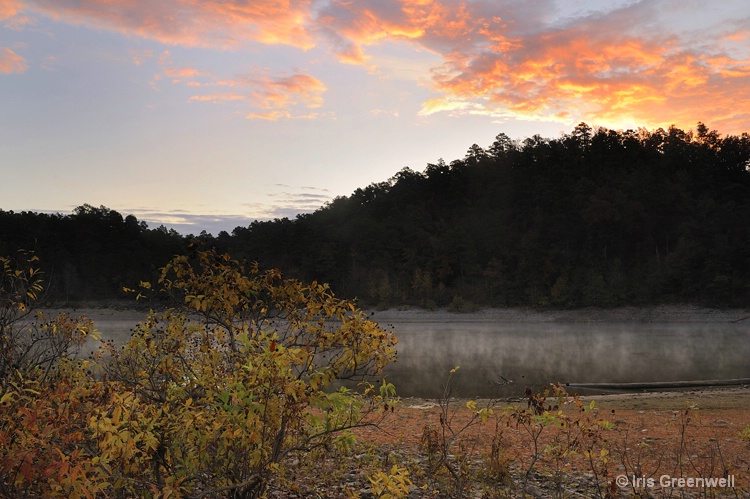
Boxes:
[1,0,749,235]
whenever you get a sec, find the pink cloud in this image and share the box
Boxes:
[247,73,326,110]
[0,47,27,73]
[9,0,750,132]
[424,15,750,131]
[23,0,315,49]
[317,0,750,133]
[128,48,153,66]
[317,0,502,63]
[163,66,213,84]
[0,0,21,20]
[186,70,327,120]
[189,91,246,102]
[143,43,326,119]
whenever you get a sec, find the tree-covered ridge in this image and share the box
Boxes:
[2,123,750,308]
[226,123,750,308]
[0,204,186,304]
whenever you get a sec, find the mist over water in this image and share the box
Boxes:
[84,310,750,399]
[382,322,750,398]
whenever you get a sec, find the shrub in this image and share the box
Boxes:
[1,252,95,387]
[447,295,479,313]
[0,249,399,498]
[95,249,399,497]
[740,424,750,442]
[0,252,103,497]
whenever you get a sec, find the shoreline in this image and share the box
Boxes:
[366,304,750,323]
[400,385,750,411]
[39,303,750,326]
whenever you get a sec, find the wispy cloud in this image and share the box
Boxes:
[23,0,315,49]
[186,69,328,120]
[0,47,26,73]
[0,0,22,20]
[163,66,213,84]
[228,185,334,221]
[128,48,153,67]
[243,72,327,119]
[260,186,333,216]
[143,49,328,119]
[8,0,750,131]
[122,185,333,235]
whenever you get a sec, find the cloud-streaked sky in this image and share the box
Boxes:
[2,0,749,234]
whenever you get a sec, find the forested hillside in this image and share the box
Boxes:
[0,205,186,304]
[224,123,750,308]
[3,123,750,308]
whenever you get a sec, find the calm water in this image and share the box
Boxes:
[381,321,750,398]
[88,314,750,399]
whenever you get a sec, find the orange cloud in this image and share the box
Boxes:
[317,0,500,63]
[143,44,326,119]
[23,0,315,49]
[0,47,26,73]
[0,0,21,19]
[10,0,750,132]
[189,92,246,103]
[426,30,679,122]
[316,1,750,132]
[128,48,153,66]
[164,66,213,84]
[248,73,326,110]
[403,2,749,132]
[186,70,326,120]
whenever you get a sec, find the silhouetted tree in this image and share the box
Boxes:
[4,123,750,307]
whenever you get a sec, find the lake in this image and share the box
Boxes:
[77,308,750,399]
[379,321,750,398]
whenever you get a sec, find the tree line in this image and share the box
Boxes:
[3,122,750,308]
[0,205,185,304]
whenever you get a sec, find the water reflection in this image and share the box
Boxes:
[382,322,750,398]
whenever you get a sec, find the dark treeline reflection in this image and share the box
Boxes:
[2,122,750,307]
